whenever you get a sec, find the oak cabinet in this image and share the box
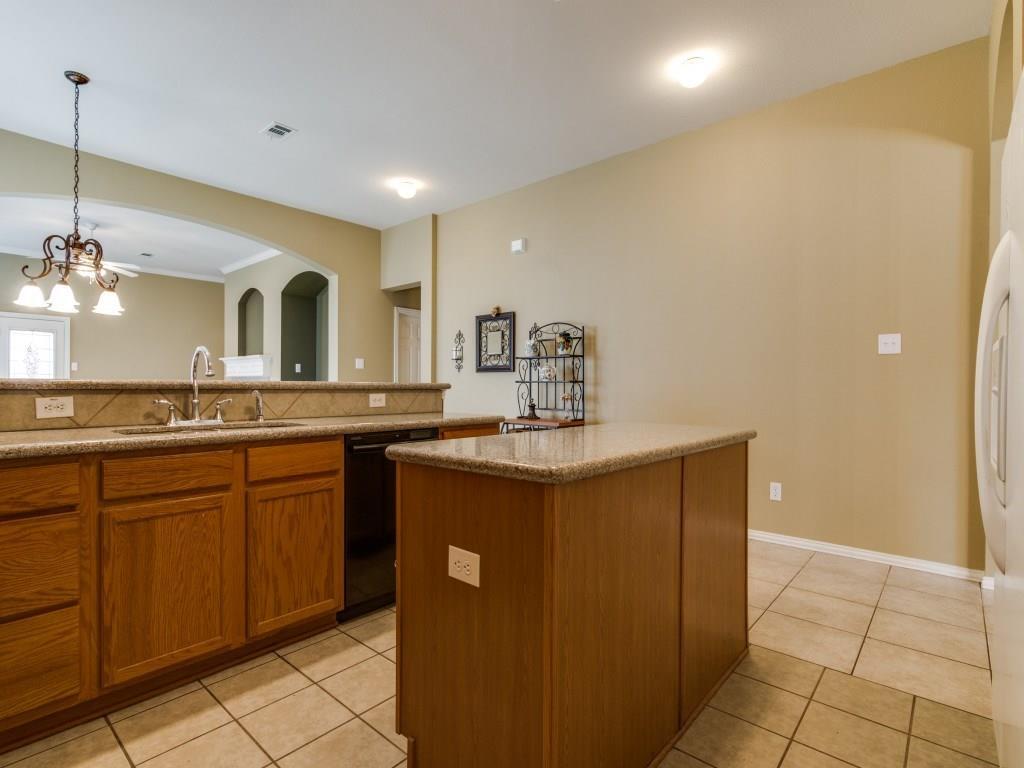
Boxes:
[0,607,80,720]
[247,476,344,637]
[100,492,244,686]
[439,424,501,440]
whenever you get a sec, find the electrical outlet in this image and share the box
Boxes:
[878,333,902,355]
[355,357,365,370]
[769,482,783,502]
[295,362,302,373]
[35,396,74,419]
[448,545,480,587]
[369,393,386,408]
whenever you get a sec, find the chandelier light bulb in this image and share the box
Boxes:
[93,288,125,316]
[14,281,49,308]
[47,280,80,314]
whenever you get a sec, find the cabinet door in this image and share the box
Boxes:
[247,476,343,637]
[101,492,243,686]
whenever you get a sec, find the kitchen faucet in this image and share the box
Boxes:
[189,345,215,421]
[252,389,265,422]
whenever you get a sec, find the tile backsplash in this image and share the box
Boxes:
[0,386,445,432]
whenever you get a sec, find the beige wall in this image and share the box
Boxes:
[381,215,436,381]
[0,252,223,379]
[0,130,393,382]
[436,39,991,569]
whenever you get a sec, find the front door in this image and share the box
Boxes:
[0,312,69,379]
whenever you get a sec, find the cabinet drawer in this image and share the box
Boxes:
[0,462,79,518]
[102,450,234,500]
[247,440,342,482]
[0,512,79,620]
[440,424,501,440]
[0,607,80,719]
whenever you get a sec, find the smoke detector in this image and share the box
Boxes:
[261,122,297,140]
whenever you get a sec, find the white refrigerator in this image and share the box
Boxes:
[976,80,1024,767]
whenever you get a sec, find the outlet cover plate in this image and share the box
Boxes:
[769,482,783,502]
[878,333,902,355]
[448,545,480,587]
[36,396,74,419]
[369,393,386,408]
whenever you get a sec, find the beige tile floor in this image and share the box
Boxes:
[664,539,998,768]
[0,542,998,768]
[0,608,406,768]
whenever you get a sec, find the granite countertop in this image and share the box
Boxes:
[0,413,503,460]
[0,379,451,391]
[385,422,756,484]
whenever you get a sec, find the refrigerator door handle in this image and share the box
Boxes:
[976,231,1014,574]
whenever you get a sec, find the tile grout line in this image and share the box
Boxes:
[197,675,276,767]
[850,564,887,674]
[104,715,138,768]
[774,662,825,768]
[902,698,916,768]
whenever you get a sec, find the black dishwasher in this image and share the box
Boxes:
[339,428,438,621]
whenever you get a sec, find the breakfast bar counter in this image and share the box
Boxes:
[387,422,756,768]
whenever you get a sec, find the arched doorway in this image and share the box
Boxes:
[281,271,329,381]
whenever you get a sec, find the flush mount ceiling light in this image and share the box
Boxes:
[16,71,124,316]
[666,52,719,88]
[389,178,422,200]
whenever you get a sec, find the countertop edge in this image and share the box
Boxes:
[386,428,757,484]
[0,413,504,460]
[0,379,452,392]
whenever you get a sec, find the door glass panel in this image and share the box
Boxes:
[8,329,56,379]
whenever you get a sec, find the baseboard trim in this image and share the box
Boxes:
[982,576,995,591]
[748,529,986,583]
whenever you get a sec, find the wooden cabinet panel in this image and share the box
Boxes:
[0,512,79,620]
[247,477,343,637]
[0,462,79,518]
[681,443,749,721]
[439,424,501,440]
[247,440,342,482]
[102,451,233,501]
[101,492,242,686]
[0,607,80,719]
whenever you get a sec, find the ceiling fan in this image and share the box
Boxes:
[79,223,141,279]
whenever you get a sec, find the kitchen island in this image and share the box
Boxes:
[387,422,756,768]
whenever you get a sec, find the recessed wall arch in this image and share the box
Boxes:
[237,288,264,356]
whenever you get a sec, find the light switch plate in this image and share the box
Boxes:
[355,357,365,370]
[369,393,386,408]
[36,396,74,419]
[769,482,783,502]
[448,545,480,587]
[511,237,527,255]
[295,362,302,373]
[878,333,902,355]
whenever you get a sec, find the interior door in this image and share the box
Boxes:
[0,312,69,379]
[396,309,421,383]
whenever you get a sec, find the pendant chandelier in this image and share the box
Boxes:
[15,71,124,316]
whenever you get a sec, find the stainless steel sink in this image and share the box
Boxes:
[115,421,300,436]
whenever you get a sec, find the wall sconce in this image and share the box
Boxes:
[452,330,465,372]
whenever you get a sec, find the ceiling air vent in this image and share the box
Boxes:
[261,122,297,140]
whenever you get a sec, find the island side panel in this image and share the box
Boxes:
[396,463,547,768]
[549,459,683,768]
[681,442,749,722]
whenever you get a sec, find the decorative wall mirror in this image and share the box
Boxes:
[475,310,515,372]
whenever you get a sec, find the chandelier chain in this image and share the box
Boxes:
[72,82,80,236]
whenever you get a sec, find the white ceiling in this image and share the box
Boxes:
[1,0,990,230]
[0,197,276,282]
